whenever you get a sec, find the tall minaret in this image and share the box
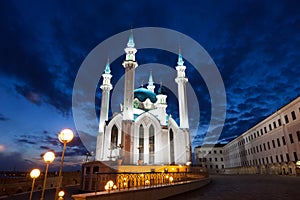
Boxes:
[122,31,138,120]
[147,71,155,92]
[121,31,138,164]
[96,59,113,160]
[175,51,189,129]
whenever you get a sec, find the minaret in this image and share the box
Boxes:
[156,83,168,125]
[175,51,189,129]
[96,59,113,160]
[122,30,138,120]
[147,71,155,92]
[121,31,138,164]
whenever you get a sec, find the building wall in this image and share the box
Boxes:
[223,97,300,175]
[194,145,225,173]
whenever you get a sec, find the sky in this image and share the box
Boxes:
[0,0,300,171]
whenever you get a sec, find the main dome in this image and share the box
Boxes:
[134,88,157,103]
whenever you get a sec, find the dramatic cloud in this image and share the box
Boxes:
[0,0,300,170]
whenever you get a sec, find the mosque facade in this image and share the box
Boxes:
[95,33,191,166]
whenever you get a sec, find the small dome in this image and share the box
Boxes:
[134,88,157,103]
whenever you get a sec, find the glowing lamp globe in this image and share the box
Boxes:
[58,129,74,143]
[43,151,55,163]
[30,169,41,179]
[107,180,114,188]
[58,190,65,197]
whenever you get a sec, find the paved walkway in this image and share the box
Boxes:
[164,174,300,200]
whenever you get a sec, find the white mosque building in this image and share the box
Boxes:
[95,33,191,166]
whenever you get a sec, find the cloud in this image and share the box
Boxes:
[0,113,9,121]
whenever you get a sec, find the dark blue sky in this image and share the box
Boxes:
[0,0,299,171]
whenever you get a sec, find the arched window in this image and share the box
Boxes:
[139,125,144,160]
[169,129,175,164]
[111,125,118,149]
[149,125,155,164]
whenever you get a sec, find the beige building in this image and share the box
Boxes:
[194,144,225,173]
[223,96,300,175]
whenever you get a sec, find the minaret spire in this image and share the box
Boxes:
[147,70,155,92]
[175,50,189,128]
[121,30,138,164]
[96,58,113,160]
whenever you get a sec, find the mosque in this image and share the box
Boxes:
[95,32,192,166]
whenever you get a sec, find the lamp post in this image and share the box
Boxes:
[55,128,74,200]
[29,168,40,200]
[41,151,55,200]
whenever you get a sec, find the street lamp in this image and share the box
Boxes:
[29,168,40,200]
[55,128,74,199]
[41,151,55,200]
[58,190,65,200]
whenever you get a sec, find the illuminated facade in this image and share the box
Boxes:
[194,144,225,173]
[223,97,300,175]
[95,33,191,166]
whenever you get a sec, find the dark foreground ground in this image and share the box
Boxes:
[163,174,300,200]
[3,175,300,200]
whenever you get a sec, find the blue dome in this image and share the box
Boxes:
[134,88,157,103]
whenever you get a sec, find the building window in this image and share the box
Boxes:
[267,142,271,150]
[278,119,282,126]
[260,129,263,135]
[280,155,284,162]
[269,124,272,131]
[294,152,298,161]
[291,111,297,120]
[260,145,262,152]
[111,125,118,149]
[273,121,277,128]
[222,165,224,169]
[272,140,276,148]
[138,125,144,160]
[216,165,218,169]
[214,150,217,154]
[209,158,212,162]
[257,131,260,137]
[264,127,267,133]
[210,165,213,169]
[289,134,294,144]
[169,129,175,164]
[221,157,223,161]
[276,155,279,163]
[270,156,273,163]
[256,146,259,152]
[266,157,269,164]
[149,125,155,164]
[297,131,300,141]
[286,153,290,162]
[284,115,289,124]
[277,138,281,147]
[282,136,286,145]
[215,158,218,162]
[220,150,223,154]
[263,143,266,151]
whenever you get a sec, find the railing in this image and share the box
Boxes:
[83,171,207,192]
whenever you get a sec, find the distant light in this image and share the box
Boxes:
[58,190,65,197]
[30,169,40,179]
[107,180,114,188]
[113,185,117,190]
[0,145,5,152]
[296,161,300,168]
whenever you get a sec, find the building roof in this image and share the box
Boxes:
[134,88,157,103]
